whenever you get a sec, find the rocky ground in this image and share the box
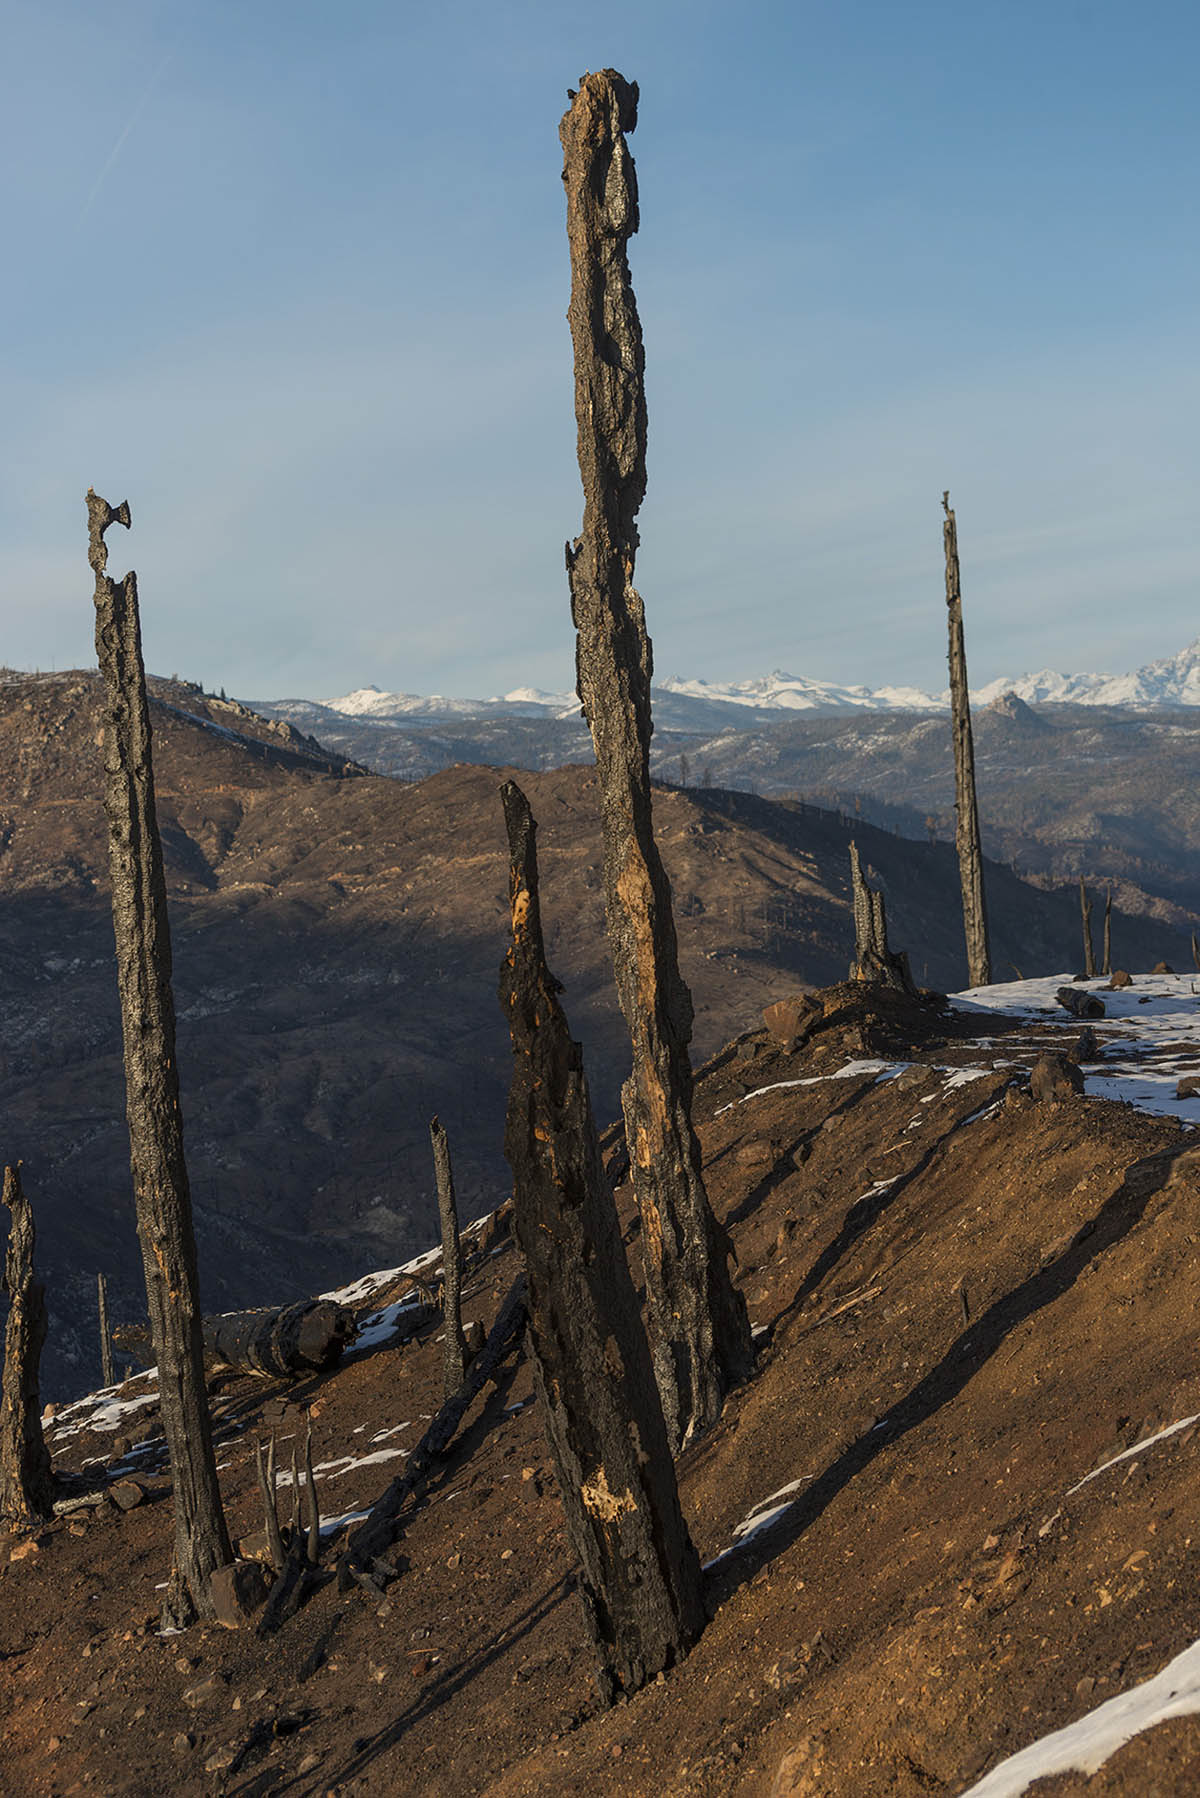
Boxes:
[4,971,1200,1795]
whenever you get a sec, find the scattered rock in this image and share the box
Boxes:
[735,1140,775,1169]
[763,993,820,1052]
[109,1480,145,1512]
[173,1732,195,1754]
[1176,1076,1200,1100]
[463,1318,486,1358]
[298,1753,321,1774]
[8,1538,40,1563]
[211,1559,270,1628]
[1030,1054,1085,1102]
[1108,970,1132,988]
[184,1671,230,1707]
[205,1745,237,1773]
[1074,1027,1100,1062]
[1153,962,1175,975]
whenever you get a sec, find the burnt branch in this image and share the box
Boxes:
[88,489,232,1624]
[339,1275,528,1590]
[498,780,705,1699]
[560,70,751,1447]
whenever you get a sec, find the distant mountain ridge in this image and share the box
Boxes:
[259,637,1200,730]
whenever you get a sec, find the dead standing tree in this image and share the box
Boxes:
[560,70,751,1447]
[942,493,991,987]
[0,1165,56,1528]
[88,491,232,1625]
[1079,877,1098,978]
[429,1116,468,1399]
[499,781,705,1698]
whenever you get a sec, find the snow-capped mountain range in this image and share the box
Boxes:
[286,638,1200,728]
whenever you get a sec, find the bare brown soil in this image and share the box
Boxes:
[4,984,1200,1795]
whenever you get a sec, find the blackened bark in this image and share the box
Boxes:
[97,1272,115,1389]
[1079,877,1097,978]
[498,780,705,1699]
[848,843,916,993]
[0,1166,55,1528]
[560,71,751,1447]
[943,494,991,988]
[1102,887,1113,977]
[429,1116,467,1399]
[88,490,232,1625]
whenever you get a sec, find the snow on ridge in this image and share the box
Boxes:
[305,639,1200,726]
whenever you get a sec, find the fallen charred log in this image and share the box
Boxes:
[114,1300,358,1379]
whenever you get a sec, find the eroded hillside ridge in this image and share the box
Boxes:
[1,673,1194,1397]
[5,974,1200,1794]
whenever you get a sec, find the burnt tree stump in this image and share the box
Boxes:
[499,780,705,1699]
[430,1117,468,1399]
[88,490,232,1625]
[849,843,916,993]
[1102,886,1113,977]
[943,493,991,988]
[0,1166,56,1528]
[560,70,751,1447]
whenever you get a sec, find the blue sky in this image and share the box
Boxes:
[2,0,1197,700]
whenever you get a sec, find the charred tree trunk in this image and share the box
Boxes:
[560,71,751,1447]
[88,490,232,1625]
[1079,876,1097,978]
[849,843,916,993]
[499,780,705,1700]
[429,1116,467,1399]
[942,494,991,988]
[1192,931,1200,974]
[97,1272,115,1389]
[0,1166,56,1528]
[1102,887,1113,977]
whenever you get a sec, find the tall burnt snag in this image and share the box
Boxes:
[499,780,705,1699]
[0,1165,56,1528]
[943,493,991,988]
[560,70,751,1447]
[88,491,232,1625]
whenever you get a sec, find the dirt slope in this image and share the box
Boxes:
[5,670,1190,1396]
[4,977,1200,1795]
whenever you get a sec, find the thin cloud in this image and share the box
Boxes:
[80,51,173,221]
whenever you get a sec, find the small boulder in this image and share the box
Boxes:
[762,993,821,1052]
[109,1480,145,1512]
[1074,1027,1100,1062]
[211,1560,270,1630]
[1153,961,1176,974]
[1108,969,1132,988]
[1030,1054,1085,1102]
[1176,1076,1200,1101]
[184,1671,229,1707]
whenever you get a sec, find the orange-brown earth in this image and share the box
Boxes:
[4,982,1200,1796]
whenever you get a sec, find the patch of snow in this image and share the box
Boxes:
[1066,1413,1200,1498]
[702,1477,813,1570]
[274,1446,409,1488]
[958,1634,1200,1797]
[344,1295,426,1356]
[319,1508,373,1539]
